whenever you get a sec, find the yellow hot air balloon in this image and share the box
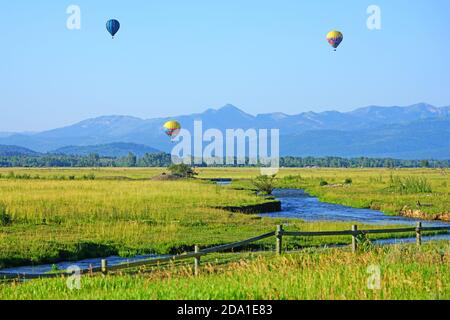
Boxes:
[163,120,181,139]
[326,30,343,51]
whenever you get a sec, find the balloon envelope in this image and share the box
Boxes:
[164,121,181,138]
[106,19,120,38]
[326,30,343,49]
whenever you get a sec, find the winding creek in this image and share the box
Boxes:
[265,189,450,227]
[1,186,449,276]
[264,188,450,246]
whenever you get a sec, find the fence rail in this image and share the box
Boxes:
[1,223,449,281]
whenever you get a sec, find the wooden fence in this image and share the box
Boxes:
[1,223,449,280]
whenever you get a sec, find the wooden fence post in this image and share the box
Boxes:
[276,225,284,255]
[101,259,108,276]
[194,246,200,276]
[351,225,358,253]
[416,222,422,247]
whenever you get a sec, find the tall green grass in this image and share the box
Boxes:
[388,175,433,194]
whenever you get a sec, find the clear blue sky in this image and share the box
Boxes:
[2,0,450,131]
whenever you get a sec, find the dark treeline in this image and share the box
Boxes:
[279,156,449,168]
[0,153,172,168]
[0,153,449,168]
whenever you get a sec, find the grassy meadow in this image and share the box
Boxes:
[0,167,448,269]
[1,242,449,300]
[0,170,279,268]
[0,167,448,300]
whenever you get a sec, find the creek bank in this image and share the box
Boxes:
[217,200,281,214]
[212,178,281,213]
[400,207,450,222]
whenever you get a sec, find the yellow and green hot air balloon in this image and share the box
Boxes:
[163,120,181,139]
[326,30,343,51]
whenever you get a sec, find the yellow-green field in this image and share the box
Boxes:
[0,167,449,300]
[0,170,279,268]
[0,167,448,268]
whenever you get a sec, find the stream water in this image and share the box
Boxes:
[1,187,448,276]
[0,254,164,276]
[265,189,449,227]
[262,189,450,245]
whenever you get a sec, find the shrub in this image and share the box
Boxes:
[168,164,197,178]
[319,179,328,186]
[252,175,277,195]
[82,173,96,180]
[356,234,374,252]
[344,178,353,185]
[0,203,12,226]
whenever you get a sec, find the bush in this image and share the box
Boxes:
[356,234,374,252]
[344,178,353,185]
[82,173,96,180]
[252,175,277,195]
[168,164,198,178]
[0,203,12,226]
[319,179,328,186]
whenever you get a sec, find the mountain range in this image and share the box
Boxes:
[0,103,449,159]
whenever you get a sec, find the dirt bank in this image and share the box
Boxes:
[400,207,450,222]
[217,200,281,214]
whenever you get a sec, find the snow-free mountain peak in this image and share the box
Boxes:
[0,103,449,158]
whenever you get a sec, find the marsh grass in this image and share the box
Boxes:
[0,168,448,269]
[388,175,433,194]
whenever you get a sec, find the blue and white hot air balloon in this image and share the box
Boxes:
[106,19,120,39]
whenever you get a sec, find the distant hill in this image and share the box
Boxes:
[280,118,450,159]
[53,143,161,157]
[1,103,449,159]
[0,145,40,156]
[0,132,15,138]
